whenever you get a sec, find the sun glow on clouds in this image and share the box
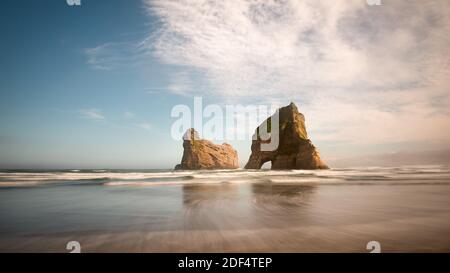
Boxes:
[143,0,450,149]
[146,0,450,97]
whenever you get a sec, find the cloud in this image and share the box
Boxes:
[166,71,194,96]
[79,108,105,120]
[81,1,450,154]
[146,0,450,98]
[136,123,152,131]
[85,41,150,70]
[124,111,135,118]
[144,0,450,151]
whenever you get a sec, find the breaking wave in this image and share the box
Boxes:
[0,165,449,188]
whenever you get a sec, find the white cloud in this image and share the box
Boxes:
[144,0,450,151]
[136,123,152,131]
[124,111,135,118]
[166,71,194,96]
[146,0,450,97]
[79,108,105,120]
[85,41,150,70]
[83,1,450,155]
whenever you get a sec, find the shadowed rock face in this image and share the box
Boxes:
[175,129,239,170]
[245,103,328,170]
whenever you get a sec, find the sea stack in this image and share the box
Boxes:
[245,102,328,170]
[175,128,239,170]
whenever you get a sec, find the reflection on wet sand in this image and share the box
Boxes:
[180,183,317,231]
[251,183,316,207]
[182,183,240,207]
[181,183,242,231]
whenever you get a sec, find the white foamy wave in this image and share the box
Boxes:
[269,177,344,183]
[103,181,187,187]
[0,165,449,188]
[0,171,195,182]
[0,181,43,187]
[191,170,309,179]
[103,179,247,187]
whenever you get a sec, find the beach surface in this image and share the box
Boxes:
[1,166,450,252]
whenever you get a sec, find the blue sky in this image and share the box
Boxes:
[0,0,183,168]
[1,0,450,169]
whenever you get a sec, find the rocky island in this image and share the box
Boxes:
[174,103,327,170]
[175,128,239,170]
[245,102,328,170]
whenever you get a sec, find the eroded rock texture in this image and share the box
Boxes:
[245,103,328,170]
[175,129,239,170]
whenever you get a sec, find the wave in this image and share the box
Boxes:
[0,165,449,188]
[0,181,42,187]
[0,171,195,181]
[104,177,256,187]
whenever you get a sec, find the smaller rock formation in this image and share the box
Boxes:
[175,129,239,170]
[245,102,328,170]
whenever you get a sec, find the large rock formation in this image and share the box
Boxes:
[245,103,328,170]
[175,129,239,170]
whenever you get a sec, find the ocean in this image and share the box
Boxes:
[1,166,450,252]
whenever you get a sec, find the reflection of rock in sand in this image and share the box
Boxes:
[181,182,316,208]
[182,183,239,207]
[181,183,243,231]
[251,183,316,199]
[247,183,317,229]
[251,183,316,208]
[180,182,318,232]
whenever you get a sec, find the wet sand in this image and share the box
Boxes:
[1,169,450,252]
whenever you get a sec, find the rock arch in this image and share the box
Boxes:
[245,103,328,170]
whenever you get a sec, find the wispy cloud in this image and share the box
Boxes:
[82,1,450,151]
[146,0,450,97]
[143,0,450,149]
[85,40,151,71]
[166,71,194,96]
[124,111,135,118]
[79,108,105,121]
[136,123,152,131]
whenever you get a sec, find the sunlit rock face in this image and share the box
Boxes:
[245,103,328,170]
[175,129,239,170]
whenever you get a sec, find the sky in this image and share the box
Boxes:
[0,0,450,169]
